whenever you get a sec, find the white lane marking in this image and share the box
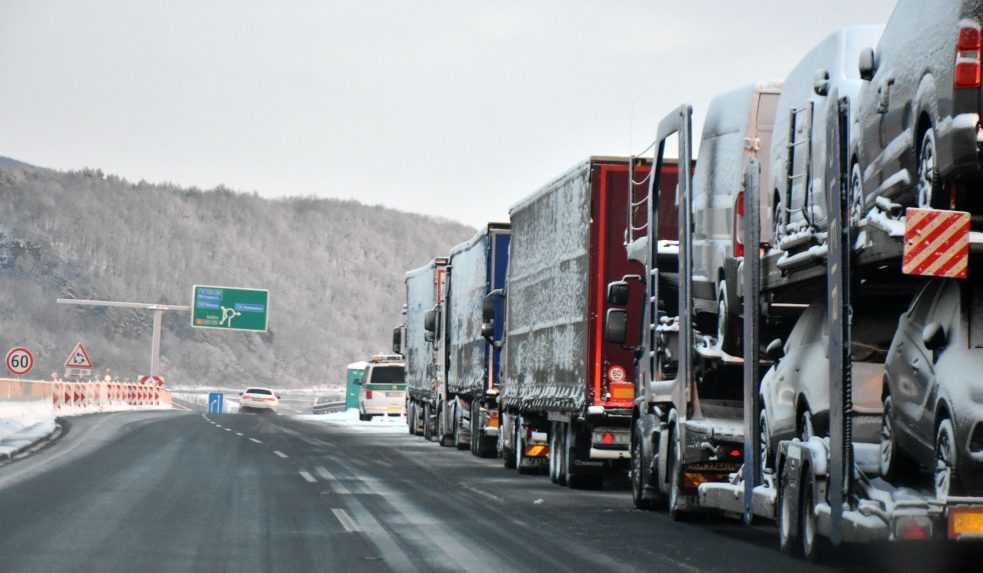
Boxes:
[299,470,317,483]
[331,508,359,533]
[249,438,263,444]
[235,432,244,437]
[224,428,232,432]
[315,466,351,494]
[274,450,289,458]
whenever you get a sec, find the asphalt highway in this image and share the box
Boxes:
[0,410,976,572]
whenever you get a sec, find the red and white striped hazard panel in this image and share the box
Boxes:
[902,208,970,278]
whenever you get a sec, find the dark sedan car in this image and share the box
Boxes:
[855,0,983,214]
[881,278,983,497]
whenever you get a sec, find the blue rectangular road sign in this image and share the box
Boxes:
[208,392,224,414]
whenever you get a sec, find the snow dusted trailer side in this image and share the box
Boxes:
[441,223,510,457]
[404,258,447,439]
[499,156,672,488]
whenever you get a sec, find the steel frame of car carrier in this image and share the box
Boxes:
[691,94,983,556]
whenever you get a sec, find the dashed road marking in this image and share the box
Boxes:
[249,438,262,444]
[274,450,289,458]
[299,470,317,483]
[224,428,232,432]
[235,432,244,437]
[315,466,351,494]
[331,508,359,533]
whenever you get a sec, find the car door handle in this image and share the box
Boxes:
[910,357,920,368]
[877,79,894,114]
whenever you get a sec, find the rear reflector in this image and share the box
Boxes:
[365,390,373,399]
[734,191,745,258]
[956,25,982,89]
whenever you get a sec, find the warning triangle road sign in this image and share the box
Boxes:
[64,342,93,369]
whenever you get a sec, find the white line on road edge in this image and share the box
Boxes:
[299,470,317,483]
[315,466,352,494]
[331,508,359,533]
[273,450,288,458]
[249,438,262,444]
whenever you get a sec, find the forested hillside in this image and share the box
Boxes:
[0,157,473,387]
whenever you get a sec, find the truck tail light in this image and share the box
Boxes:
[733,191,745,258]
[365,390,373,399]
[955,24,982,89]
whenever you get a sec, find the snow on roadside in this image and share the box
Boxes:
[293,409,409,434]
[0,400,57,459]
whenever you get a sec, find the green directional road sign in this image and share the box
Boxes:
[191,285,269,332]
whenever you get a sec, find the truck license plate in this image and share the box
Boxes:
[949,506,983,540]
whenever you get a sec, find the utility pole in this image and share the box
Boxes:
[56,298,190,377]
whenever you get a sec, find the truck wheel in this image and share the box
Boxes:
[439,404,454,448]
[469,401,479,455]
[423,404,433,441]
[777,464,800,556]
[454,405,469,450]
[514,419,529,474]
[800,469,829,561]
[631,425,663,510]
[549,424,560,484]
[668,424,688,521]
[564,423,602,489]
[503,415,516,469]
[407,403,416,435]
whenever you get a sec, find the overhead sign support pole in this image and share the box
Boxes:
[56,298,191,378]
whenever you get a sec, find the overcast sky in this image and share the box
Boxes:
[1,1,896,227]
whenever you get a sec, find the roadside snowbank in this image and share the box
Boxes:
[294,409,409,434]
[0,400,57,459]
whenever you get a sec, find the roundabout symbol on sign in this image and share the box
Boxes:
[6,347,35,376]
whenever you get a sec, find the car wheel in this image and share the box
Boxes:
[879,395,916,480]
[934,418,959,499]
[716,280,740,355]
[759,406,772,472]
[850,162,864,224]
[916,128,942,209]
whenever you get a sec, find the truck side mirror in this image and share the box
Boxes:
[607,281,630,307]
[813,68,830,96]
[858,47,876,81]
[605,308,628,345]
[392,326,403,355]
[766,338,785,361]
[482,289,504,322]
[424,309,436,333]
[922,322,947,355]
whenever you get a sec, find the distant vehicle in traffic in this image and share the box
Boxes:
[239,387,280,413]
[358,354,407,421]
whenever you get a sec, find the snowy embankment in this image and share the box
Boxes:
[0,400,57,459]
[294,409,409,434]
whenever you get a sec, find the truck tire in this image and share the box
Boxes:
[423,404,433,441]
[667,423,688,521]
[514,419,531,474]
[469,401,480,455]
[454,404,469,450]
[800,469,829,561]
[564,422,602,489]
[503,414,516,469]
[549,423,561,484]
[631,425,664,509]
[408,402,417,435]
[439,404,454,448]
[777,462,800,556]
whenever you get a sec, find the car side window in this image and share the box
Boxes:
[907,280,940,329]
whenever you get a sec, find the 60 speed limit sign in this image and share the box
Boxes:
[5,347,35,376]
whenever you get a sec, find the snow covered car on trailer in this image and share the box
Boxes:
[856,0,983,214]
[881,276,983,497]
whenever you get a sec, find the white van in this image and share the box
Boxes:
[692,82,781,352]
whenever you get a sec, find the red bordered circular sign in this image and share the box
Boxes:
[5,347,35,376]
[608,365,626,383]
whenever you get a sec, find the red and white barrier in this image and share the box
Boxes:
[2,378,173,417]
